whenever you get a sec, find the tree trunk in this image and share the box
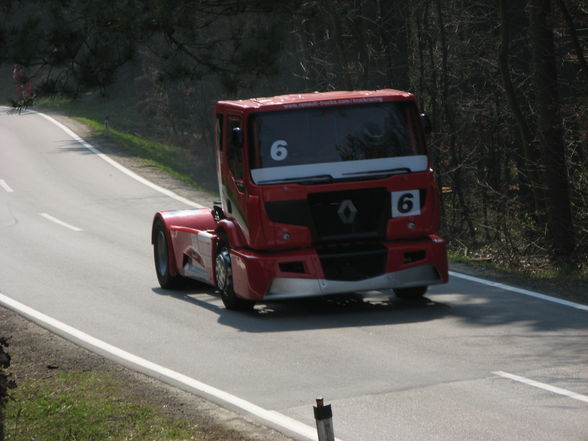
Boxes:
[554,0,588,82]
[497,0,543,219]
[528,0,576,268]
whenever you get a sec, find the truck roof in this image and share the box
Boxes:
[216,89,415,112]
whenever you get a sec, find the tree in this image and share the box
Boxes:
[497,0,543,219]
[0,0,287,95]
[529,0,576,268]
[2,0,586,271]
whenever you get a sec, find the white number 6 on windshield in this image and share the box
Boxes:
[270,140,288,161]
[391,190,421,217]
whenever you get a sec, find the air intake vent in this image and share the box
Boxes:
[318,246,386,281]
[279,261,305,274]
[403,250,426,264]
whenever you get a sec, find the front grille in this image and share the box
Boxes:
[308,188,389,243]
[265,187,389,244]
[265,188,391,281]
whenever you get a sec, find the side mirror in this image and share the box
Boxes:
[419,113,432,135]
[232,127,243,148]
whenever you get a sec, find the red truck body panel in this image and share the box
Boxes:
[152,90,448,306]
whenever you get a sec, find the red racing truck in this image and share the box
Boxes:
[152,89,448,310]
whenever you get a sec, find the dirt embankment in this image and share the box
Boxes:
[0,305,295,441]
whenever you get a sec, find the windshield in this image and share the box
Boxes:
[249,101,428,185]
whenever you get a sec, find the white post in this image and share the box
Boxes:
[314,397,335,441]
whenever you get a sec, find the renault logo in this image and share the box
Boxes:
[337,200,357,224]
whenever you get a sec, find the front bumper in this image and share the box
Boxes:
[230,235,448,301]
[267,264,442,299]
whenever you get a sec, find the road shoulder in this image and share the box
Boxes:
[0,305,295,441]
[449,261,587,307]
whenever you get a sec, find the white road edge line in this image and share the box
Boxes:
[32,110,205,209]
[0,179,14,193]
[39,212,83,232]
[493,371,588,404]
[0,293,343,441]
[449,271,588,312]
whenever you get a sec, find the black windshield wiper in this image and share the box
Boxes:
[258,174,333,185]
[341,167,411,177]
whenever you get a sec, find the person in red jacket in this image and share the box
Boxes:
[12,64,33,100]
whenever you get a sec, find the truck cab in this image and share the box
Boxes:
[153,90,448,310]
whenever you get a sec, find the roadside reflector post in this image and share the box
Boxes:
[314,397,335,441]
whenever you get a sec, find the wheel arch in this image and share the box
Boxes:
[152,212,180,277]
[216,218,246,249]
[153,208,219,279]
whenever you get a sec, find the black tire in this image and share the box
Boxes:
[215,233,255,311]
[394,286,428,300]
[153,219,183,289]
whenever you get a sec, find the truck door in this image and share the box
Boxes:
[222,115,250,239]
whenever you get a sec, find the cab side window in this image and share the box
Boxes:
[226,117,243,180]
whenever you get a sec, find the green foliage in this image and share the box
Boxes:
[0,0,288,94]
[78,117,206,190]
[1,337,17,441]
[5,372,197,441]
[35,92,218,190]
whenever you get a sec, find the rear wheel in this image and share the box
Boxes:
[215,233,255,311]
[153,220,182,289]
[394,286,428,300]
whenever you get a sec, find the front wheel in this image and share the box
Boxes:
[153,220,182,289]
[215,234,255,311]
[394,286,428,300]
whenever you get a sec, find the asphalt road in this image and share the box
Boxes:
[1,107,587,441]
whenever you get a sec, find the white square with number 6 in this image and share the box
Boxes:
[391,190,421,217]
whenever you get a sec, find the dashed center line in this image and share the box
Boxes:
[40,213,83,232]
[0,179,14,192]
[493,371,588,403]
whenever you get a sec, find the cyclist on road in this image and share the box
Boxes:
[12,64,33,101]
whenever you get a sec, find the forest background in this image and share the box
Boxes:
[1,0,587,276]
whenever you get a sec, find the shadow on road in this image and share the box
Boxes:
[429,281,588,333]
[152,283,451,333]
[153,276,588,335]
[52,137,137,159]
